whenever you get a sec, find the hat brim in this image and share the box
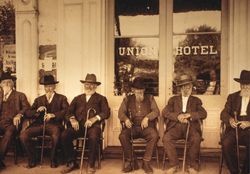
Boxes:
[176,80,193,87]
[80,80,101,85]
[234,78,250,84]
[0,76,17,82]
[40,81,59,85]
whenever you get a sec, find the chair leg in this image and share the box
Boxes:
[218,151,223,174]
[162,152,166,170]
[122,150,125,169]
[155,145,159,169]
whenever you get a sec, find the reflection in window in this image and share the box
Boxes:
[114,0,159,96]
[0,0,15,76]
[172,0,221,95]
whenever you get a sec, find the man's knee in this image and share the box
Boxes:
[4,126,16,137]
[119,132,129,142]
[19,132,29,143]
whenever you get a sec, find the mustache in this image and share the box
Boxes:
[240,89,250,97]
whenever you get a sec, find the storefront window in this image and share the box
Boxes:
[114,0,159,96]
[172,0,221,95]
[0,0,15,76]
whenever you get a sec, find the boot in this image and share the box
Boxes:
[122,158,139,173]
[142,160,153,174]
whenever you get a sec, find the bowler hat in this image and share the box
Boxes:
[80,74,101,85]
[131,77,145,89]
[39,75,59,85]
[176,74,194,86]
[234,70,250,84]
[0,71,16,82]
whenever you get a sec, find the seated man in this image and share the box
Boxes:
[60,73,110,174]
[118,77,159,174]
[221,70,250,174]
[162,74,207,174]
[20,74,69,168]
[0,72,30,170]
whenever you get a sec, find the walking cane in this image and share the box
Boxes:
[234,111,241,173]
[182,120,190,174]
[40,108,47,167]
[128,110,135,171]
[80,108,96,174]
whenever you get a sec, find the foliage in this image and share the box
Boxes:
[0,1,15,36]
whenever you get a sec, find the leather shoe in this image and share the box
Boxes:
[142,161,153,174]
[50,161,58,168]
[26,161,36,169]
[87,167,96,174]
[61,162,79,174]
[122,159,139,173]
[165,166,178,174]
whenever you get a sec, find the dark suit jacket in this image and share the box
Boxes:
[162,95,207,134]
[67,92,110,127]
[0,90,30,127]
[221,91,250,129]
[25,92,69,127]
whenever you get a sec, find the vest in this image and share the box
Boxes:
[127,94,155,127]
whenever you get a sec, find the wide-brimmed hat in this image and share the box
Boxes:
[0,72,16,82]
[131,77,145,89]
[80,74,101,85]
[39,74,59,85]
[176,74,194,86]
[234,70,250,84]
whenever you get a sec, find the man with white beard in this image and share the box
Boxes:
[0,72,30,170]
[119,77,160,174]
[60,74,110,174]
[162,74,207,174]
[221,70,250,174]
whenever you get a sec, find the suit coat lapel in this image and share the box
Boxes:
[177,95,182,112]
[186,96,192,113]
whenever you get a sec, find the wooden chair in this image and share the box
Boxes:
[218,122,247,174]
[121,118,160,169]
[162,119,204,170]
[74,121,105,169]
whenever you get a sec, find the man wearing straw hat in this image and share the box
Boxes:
[0,72,30,170]
[221,70,250,174]
[20,74,69,168]
[162,74,207,174]
[60,73,110,174]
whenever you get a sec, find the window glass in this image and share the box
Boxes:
[114,0,159,96]
[0,0,15,76]
[173,0,221,95]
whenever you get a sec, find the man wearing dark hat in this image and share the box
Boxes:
[20,74,69,168]
[162,74,207,174]
[221,70,250,174]
[118,77,160,174]
[0,72,30,170]
[60,73,110,174]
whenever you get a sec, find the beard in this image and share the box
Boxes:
[240,88,250,97]
[2,86,12,95]
[135,95,144,102]
[181,88,192,97]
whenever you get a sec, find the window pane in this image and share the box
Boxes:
[0,0,15,75]
[114,37,159,96]
[173,34,221,95]
[115,0,159,36]
[173,0,221,34]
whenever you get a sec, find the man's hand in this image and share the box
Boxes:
[84,117,98,128]
[177,113,190,123]
[239,121,250,129]
[125,119,132,128]
[37,106,46,113]
[229,118,240,128]
[141,117,149,129]
[13,114,22,128]
[44,113,55,122]
[70,117,79,131]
